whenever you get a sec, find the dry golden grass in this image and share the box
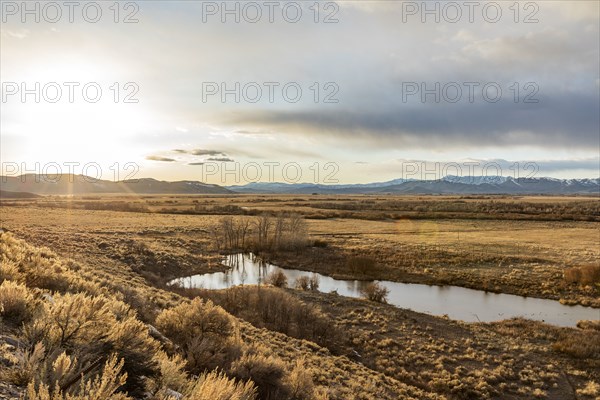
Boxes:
[293,290,600,400]
[3,196,600,307]
[1,196,598,304]
[0,232,439,399]
[1,195,599,399]
[181,286,343,353]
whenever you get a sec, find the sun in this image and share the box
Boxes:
[3,58,156,166]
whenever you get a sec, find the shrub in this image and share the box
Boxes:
[230,352,289,400]
[155,298,233,345]
[0,280,33,326]
[580,265,600,285]
[39,293,113,347]
[21,293,158,397]
[186,371,257,400]
[0,259,21,282]
[1,234,160,397]
[150,351,189,395]
[312,240,328,248]
[198,287,342,353]
[0,233,104,296]
[5,250,73,293]
[347,257,375,275]
[564,265,600,285]
[564,268,581,284]
[186,335,243,374]
[360,282,389,303]
[553,330,600,358]
[155,298,240,373]
[286,358,316,400]
[295,276,310,290]
[266,271,288,288]
[25,353,130,400]
[5,341,45,386]
[102,316,160,395]
[577,320,600,331]
[577,381,600,397]
[296,276,319,291]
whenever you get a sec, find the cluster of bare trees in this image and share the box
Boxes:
[212,213,309,252]
[215,216,251,249]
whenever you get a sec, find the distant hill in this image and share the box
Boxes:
[0,175,232,195]
[3,174,597,196]
[0,189,41,199]
[227,176,600,195]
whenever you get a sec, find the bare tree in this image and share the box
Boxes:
[254,214,272,249]
[238,218,250,249]
[274,213,286,248]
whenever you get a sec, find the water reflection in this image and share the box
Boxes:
[170,253,600,327]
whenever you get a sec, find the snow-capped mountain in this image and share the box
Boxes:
[441,175,513,185]
[227,176,600,194]
[2,174,597,196]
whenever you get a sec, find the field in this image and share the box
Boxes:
[2,195,599,305]
[1,194,599,399]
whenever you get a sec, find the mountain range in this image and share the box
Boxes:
[0,174,231,196]
[227,176,600,195]
[0,174,598,196]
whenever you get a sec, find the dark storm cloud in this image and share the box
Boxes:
[522,158,600,172]
[397,158,600,174]
[221,92,599,149]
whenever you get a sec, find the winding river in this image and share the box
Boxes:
[169,253,599,327]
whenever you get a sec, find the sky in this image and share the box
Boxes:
[1,0,599,185]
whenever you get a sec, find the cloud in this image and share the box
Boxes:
[1,29,29,39]
[524,158,600,173]
[393,158,600,177]
[188,162,205,166]
[235,129,271,135]
[171,148,228,156]
[146,155,176,162]
[454,28,597,72]
[190,149,226,156]
[220,90,599,149]
[207,157,234,162]
[2,1,598,182]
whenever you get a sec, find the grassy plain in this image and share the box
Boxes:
[0,194,599,399]
[2,194,599,305]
